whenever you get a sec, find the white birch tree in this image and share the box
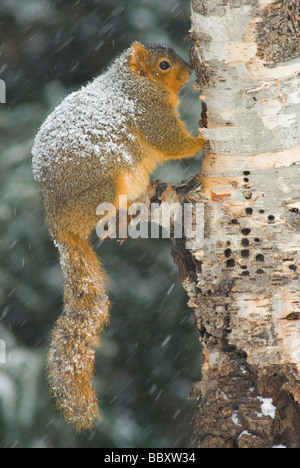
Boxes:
[169,0,300,448]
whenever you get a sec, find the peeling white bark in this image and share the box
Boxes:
[191,0,300,377]
[186,0,300,447]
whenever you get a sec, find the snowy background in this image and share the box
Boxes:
[0,0,203,448]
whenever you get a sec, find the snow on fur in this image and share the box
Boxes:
[32,49,144,182]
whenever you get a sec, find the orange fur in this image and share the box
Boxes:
[116,156,159,207]
[130,42,192,96]
[129,43,149,77]
[33,41,206,432]
[115,128,204,207]
[47,233,110,431]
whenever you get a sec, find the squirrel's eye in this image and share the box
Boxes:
[159,61,171,70]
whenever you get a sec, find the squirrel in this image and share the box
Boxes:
[32,42,205,431]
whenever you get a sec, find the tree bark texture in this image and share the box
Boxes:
[170,0,300,448]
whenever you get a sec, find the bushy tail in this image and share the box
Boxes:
[47,233,110,431]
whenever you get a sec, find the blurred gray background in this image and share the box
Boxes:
[0,0,203,448]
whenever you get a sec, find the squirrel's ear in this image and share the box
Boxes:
[130,42,149,76]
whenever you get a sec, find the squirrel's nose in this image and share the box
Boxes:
[182,57,193,76]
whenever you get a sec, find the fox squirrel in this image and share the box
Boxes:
[32,42,205,431]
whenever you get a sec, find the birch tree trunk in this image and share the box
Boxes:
[172,0,300,448]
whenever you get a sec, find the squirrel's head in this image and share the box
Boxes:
[129,42,193,94]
